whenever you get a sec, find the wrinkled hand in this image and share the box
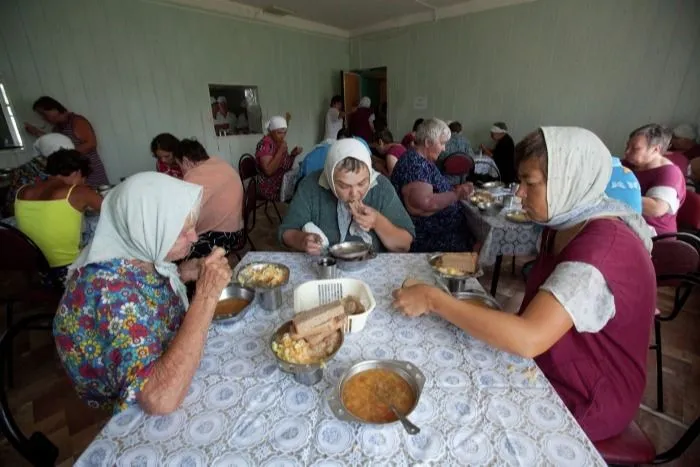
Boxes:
[392,285,435,317]
[351,201,378,231]
[291,146,303,157]
[279,141,289,154]
[454,182,475,200]
[194,247,232,302]
[178,258,201,283]
[302,233,323,256]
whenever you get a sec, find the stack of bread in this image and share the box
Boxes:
[437,252,479,276]
[291,300,346,352]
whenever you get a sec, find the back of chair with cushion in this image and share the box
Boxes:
[651,233,700,319]
[238,154,257,182]
[678,190,700,232]
[443,153,474,176]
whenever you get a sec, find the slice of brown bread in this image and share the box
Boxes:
[440,252,478,273]
[305,316,345,346]
[293,300,345,335]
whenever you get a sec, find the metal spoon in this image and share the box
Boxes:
[375,384,420,435]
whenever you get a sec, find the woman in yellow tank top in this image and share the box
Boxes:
[14,149,103,288]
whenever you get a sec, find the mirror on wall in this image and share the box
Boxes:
[208,84,263,137]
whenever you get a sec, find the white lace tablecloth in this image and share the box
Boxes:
[473,154,500,178]
[462,202,541,266]
[77,252,604,467]
[2,213,99,248]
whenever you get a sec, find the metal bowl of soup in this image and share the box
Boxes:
[212,283,255,324]
[327,360,425,425]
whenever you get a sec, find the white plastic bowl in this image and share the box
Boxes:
[293,278,376,333]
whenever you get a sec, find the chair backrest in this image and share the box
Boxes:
[242,177,257,234]
[665,151,690,174]
[238,153,257,181]
[651,233,700,285]
[443,153,474,176]
[678,190,700,231]
[0,221,50,274]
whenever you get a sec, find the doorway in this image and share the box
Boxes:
[340,67,387,131]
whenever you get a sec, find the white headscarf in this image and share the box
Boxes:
[69,172,203,307]
[539,127,652,251]
[358,97,371,108]
[672,123,697,141]
[318,138,379,244]
[267,116,288,132]
[33,133,74,156]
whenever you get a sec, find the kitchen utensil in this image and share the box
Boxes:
[375,382,420,435]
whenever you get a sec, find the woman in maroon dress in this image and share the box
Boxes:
[25,96,109,186]
[624,124,686,235]
[393,127,656,442]
[254,116,302,201]
[348,96,375,144]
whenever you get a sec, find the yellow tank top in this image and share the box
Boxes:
[14,185,83,267]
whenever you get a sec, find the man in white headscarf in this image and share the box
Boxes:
[55,172,232,415]
[394,127,656,442]
[213,96,235,135]
[279,138,414,254]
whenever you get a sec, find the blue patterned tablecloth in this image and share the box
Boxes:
[2,212,99,247]
[462,202,541,266]
[77,252,604,467]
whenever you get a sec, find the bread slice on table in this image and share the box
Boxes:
[440,252,478,273]
[305,316,346,346]
[292,300,345,336]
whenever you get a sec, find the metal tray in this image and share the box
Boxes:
[329,241,371,260]
[327,360,425,425]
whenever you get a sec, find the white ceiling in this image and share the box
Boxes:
[160,0,538,37]
[230,0,469,31]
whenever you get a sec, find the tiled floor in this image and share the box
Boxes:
[1,203,699,465]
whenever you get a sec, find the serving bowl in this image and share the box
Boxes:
[327,360,425,425]
[481,181,505,191]
[477,200,504,216]
[270,320,344,385]
[212,283,255,324]
[237,262,291,310]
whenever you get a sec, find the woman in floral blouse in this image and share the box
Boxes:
[254,115,303,201]
[53,172,232,414]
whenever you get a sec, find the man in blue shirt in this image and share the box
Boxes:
[606,156,642,213]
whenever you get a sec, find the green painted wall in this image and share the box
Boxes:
[0,0,349,177]
[350,0,700,154]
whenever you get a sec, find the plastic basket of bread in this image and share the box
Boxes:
[293,279,376,333]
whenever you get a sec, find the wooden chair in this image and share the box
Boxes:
[238,153,258,230]
[230,172,258,258]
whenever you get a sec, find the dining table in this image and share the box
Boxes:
[462,201,541,296]
[76,252,604,466]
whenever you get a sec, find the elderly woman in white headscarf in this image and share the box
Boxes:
[279,138,414,254]
[53,172,232,415]
[348,96,375,144]
[255,115,303,201]
[394,127,656,442]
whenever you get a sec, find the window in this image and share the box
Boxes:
[0,81,23,150]
[208,84,263,137]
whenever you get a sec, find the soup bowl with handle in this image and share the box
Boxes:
[211,282,255,325]
[327,359,425,426]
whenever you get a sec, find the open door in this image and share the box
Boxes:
[341,71,361,117]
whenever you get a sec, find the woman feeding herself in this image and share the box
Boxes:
[279,138,414,254]
[393,127,656,442]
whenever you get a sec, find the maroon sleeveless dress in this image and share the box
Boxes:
[348,108,374,143]
[55,113,109,186]
[519,219,656,441]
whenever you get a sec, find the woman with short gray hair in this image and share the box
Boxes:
[624,123,685,234]
[390,118,476,252]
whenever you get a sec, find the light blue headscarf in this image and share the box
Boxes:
[538,127,653,252]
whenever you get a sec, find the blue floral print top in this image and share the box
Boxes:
[53,258,185,413]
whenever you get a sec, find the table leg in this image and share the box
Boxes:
[490,254,503,297]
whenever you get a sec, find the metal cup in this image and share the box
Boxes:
[317,257,337,279]
[259,287,283,311]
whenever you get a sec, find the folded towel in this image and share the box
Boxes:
[302,222,329,249]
